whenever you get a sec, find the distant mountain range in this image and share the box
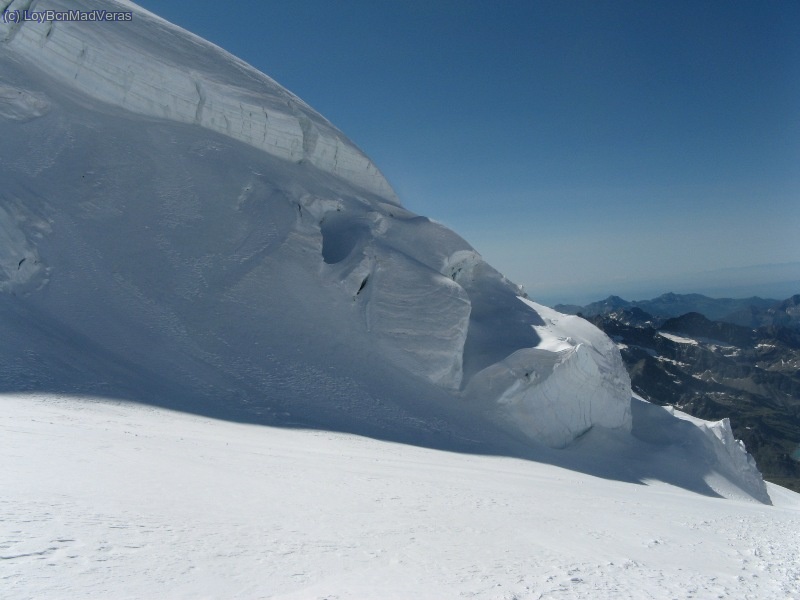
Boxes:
[559,293,800,491]
[556,292,800,330]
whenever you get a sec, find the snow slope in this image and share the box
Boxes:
[2,395,799,600]
[0,0,770,504]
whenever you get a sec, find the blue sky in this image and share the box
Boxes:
[135,0,799,304]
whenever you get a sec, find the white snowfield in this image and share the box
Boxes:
[657,331,700,346]
[1,1,794,595]
[2,395,799,600]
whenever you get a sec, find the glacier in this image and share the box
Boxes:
[0,0,770,503]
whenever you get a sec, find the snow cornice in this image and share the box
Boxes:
[0,0,399,203]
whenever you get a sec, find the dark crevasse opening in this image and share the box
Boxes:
[319,212,368,264]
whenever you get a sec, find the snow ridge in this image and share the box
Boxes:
[666,407,770,503]
[465,300,632,447]
[0,0,397,202]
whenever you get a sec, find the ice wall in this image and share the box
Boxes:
[311,196,634,445]
[664,408,770,503]
[465,299,633,447]
[0,0,397,203]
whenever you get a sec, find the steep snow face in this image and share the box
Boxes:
[466,300,632,448]
[0,0,768,494]
[0,0,397,202]
[667,408,770,503]
[293,196,475,390]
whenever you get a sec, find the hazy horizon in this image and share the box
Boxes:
[529,261,800,307]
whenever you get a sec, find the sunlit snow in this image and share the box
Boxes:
[2,395,798,599]
[1,0,798,597]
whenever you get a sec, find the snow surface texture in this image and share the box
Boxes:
[2,395,799,600]
[0,0,770,505]
[0,0,396,202]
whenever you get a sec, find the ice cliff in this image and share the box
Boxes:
[0,0,769,501]
[0,0,396,202]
